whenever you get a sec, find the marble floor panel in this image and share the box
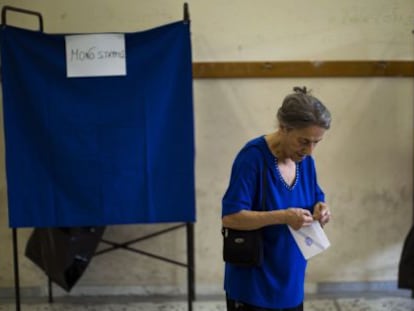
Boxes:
[1,296,414,311]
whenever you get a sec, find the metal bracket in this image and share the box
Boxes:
[183,2,190,24]
[1,6,44,31]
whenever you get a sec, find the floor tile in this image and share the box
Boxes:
[337,297,414,311]
[1,296,414,311]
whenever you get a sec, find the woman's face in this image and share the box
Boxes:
[282,125,326,162]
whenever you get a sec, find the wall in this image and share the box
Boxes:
[0,0,413,298]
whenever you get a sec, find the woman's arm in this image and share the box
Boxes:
[313,201,331,227]
[222,208,314,231]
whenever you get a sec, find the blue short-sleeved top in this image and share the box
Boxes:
[222,136,325,309]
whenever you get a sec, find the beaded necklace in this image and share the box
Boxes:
[274,157,299,191]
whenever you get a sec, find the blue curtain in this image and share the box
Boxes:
[1,21,195,227]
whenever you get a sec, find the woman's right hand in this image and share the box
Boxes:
[285,208,313,230]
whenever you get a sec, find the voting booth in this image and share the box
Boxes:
[0,4,195,310]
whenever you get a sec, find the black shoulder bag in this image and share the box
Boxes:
[222,160,267,267]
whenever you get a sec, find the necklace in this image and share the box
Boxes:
[274,157,299,191]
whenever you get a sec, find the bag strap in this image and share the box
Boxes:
[260,159,267,211]
[251,145,268,212]
[261,152,267,211]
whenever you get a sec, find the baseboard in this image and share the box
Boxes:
[0,281,411,300]
[308,281,412,298]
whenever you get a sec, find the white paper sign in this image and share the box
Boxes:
[65,34,126,78]
[288,221,331,260]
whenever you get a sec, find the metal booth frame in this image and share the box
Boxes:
[1,4,195,311]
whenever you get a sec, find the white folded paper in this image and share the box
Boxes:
[288,221,331,260]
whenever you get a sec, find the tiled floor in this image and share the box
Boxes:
[1,294,414,311]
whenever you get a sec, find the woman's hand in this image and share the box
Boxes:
[285,208,314,230]
[313,202,331,227]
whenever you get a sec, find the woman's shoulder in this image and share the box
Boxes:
[302,155,315,164]
[244,136,266,148]
[232,136,266,168]
[300,155,317,173]
[239,136,267,158]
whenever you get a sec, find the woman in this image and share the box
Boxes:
[222,87,332,311]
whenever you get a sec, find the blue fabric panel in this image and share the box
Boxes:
[0,21,195,227]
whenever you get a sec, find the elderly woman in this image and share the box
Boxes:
[222,87,332,311]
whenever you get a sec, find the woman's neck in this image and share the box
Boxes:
[266,132,283,158]
[265,131,291,164]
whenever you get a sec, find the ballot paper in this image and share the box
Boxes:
[288,221,331,260]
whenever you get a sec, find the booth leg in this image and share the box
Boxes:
[12,228,21,311]
[48,277,54,303]
[187,223,195,311]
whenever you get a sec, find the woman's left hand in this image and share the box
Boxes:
[313,202,331,227]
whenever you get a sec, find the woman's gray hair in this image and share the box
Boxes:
[277,86,331,130]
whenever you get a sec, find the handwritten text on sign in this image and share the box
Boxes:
[65,34,126,78]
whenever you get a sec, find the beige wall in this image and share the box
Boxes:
[0,0,413,297]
